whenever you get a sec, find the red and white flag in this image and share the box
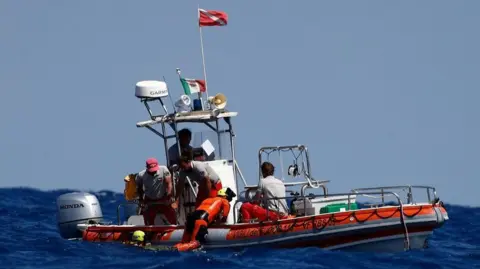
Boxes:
[199,9,228,27]
[180,78,206,95]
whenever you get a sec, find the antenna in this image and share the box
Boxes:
[174,68,183,114]
[176,68,181,79]
[164,75,176,113]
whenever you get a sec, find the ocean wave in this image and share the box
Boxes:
[0,187,478,269]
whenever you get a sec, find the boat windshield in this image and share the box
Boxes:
[160,126,234,166]
[190,129,232,161]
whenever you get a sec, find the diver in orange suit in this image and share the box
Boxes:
[173,187,236,252]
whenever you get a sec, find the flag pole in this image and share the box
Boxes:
[198,6,209,109]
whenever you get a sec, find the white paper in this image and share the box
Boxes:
[201,139,215,156]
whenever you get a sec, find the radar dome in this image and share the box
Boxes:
[135,80,169,99]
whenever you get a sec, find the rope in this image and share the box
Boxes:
[254,205,423,250]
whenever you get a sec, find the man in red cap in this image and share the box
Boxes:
[135,157,176,225]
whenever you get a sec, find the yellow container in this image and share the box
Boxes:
[124,173,138,201]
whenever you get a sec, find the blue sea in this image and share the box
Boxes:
[1,187,479,269]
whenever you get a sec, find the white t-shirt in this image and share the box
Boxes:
[257,175,288,214]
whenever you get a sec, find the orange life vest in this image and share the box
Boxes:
[197,197,231,223]
[124,173,138,201]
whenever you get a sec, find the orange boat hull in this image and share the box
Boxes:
[81,203,447,252]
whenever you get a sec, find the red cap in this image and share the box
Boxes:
[146,158,159,173]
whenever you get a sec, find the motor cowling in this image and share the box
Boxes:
[56,192,103,239]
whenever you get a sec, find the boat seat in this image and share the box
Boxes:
[126,214,173,225]
[127,215,144,225]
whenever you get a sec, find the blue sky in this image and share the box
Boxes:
[1,1,478,206]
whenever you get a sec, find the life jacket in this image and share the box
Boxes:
[124,173,138,201]
[196,197,231,223]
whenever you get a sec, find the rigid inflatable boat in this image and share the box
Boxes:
[55,76,449,252]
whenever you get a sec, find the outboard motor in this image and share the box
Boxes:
[56,192,103,239]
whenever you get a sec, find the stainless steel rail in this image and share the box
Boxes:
[232,190,410,250]
[351,185,437,205]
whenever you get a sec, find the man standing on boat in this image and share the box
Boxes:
[240,161,289,222]
[167,128,193,166]
[136,157,177,225]
[175,149,223,208]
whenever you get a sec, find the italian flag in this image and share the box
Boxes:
[180,78,206,95]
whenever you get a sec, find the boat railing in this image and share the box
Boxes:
[115,188,422,225]
[350,185,438,205]
[232,190,411,250]
[116,200,140,225]
[232,159,248,188]
[299,181,329,197]
[233,190,405,223]
[257,145,327,190]
[242,181,330,199]
[116,200,180,225]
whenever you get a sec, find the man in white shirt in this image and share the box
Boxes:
[240,161,289,222]
[136,157,176,225]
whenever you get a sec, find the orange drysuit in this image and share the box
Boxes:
[174,196,230,251]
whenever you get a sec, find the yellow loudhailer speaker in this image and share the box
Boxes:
[208,93,227,109]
